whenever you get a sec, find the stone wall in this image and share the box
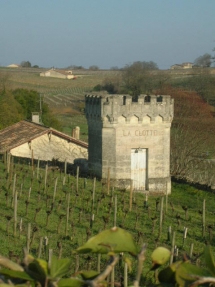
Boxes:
[10,133,88,164]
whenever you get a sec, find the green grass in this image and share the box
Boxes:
[0,158,215,281]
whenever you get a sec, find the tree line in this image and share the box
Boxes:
[0,75,61,130]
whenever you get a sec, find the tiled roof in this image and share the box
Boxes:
[0,120,88,153]
[47,69,72,75]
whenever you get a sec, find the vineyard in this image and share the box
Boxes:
[2,67,118,141]
[42,87,88,140]
[0,155,215,284]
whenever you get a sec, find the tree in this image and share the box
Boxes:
[122,61,159,101]
[110,66,119,70]
[0,90,23,129]
[20,61,31,68]
[92,61,167,99]
[12,89,41,120]
[67,65,85,70]
[12,89,62,130]
[89,65,99,71]
[157,85,215,180]
[194,53,212,67]
[0,72,10,93]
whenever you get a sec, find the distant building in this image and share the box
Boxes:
[40,68,75,79]
[170,62,193,69]
[182,62,193,69]
[170,64,183,70]
[7,64,20,68]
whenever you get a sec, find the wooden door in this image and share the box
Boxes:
[131,148,147,190]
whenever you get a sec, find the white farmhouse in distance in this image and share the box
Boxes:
[40,68,75,79]
[170,62,193,69]
[7,64,21,68]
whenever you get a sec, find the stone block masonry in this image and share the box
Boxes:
[85,94,174,194]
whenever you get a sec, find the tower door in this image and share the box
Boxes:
[131,148,147,190]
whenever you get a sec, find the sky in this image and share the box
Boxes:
[0,0,215,70]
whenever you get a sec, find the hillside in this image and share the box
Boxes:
[1,66,215,141]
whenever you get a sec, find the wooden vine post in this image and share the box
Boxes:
[64,159,67,175]
[31,149,34,172]
[65,193,70,236]
[91,177,96,228]
[129,180,133,211]
[53,177,58,203]
[114,195,117,226]
[92,177,96,206]
[111,267,115,287]
[165,186,168,214]
[12,173,16,208]
[189,243,194,259]
[107,168,110,195]
[182,227,188,246]
[26,223,31,253]
[170,231,176,264]
[7,152,11,174]
[38,237,43,258]
[13,184,18,237]
[37,158,40,179]
[44,164,48,192]
[167,226,172,242]
[159,196,164,238]
[124,262,128,287]
[76,166,79,194]
[202,199,206,238]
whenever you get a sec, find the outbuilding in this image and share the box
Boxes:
[0,120,88,167]
[85,94,174,194]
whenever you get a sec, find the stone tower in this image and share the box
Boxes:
[85,94,174,194]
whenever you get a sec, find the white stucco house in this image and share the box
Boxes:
[40,68,75,79]
[7,64,21,68]
[170,62,193,69]
[0,120,88,167]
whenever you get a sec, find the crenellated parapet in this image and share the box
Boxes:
[85,94,174,124]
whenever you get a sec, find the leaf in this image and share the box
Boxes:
[79,270,100,280]
[0,269,33,281]
[36,259,48,274]
[50,256,71,279]
[76,227,138,255]
[151,247,171,266]
[158,261,182,283]
[26,259,47,285]
[204,245,215,276]
[0,255,24,271]
[58,278,84,287]
[175,262,209,287]
[23,254,35,266]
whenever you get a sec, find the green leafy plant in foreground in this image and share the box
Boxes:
[0,227,215,287]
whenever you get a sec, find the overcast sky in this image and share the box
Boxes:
[1,0,215,69]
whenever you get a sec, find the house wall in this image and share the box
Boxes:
[67,74,75,79]
[183,63,193,69]
[10,133,88,163]
[40,70,67,79]
[85,94,174,194]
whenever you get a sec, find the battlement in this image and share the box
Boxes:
[85,94,174,124]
